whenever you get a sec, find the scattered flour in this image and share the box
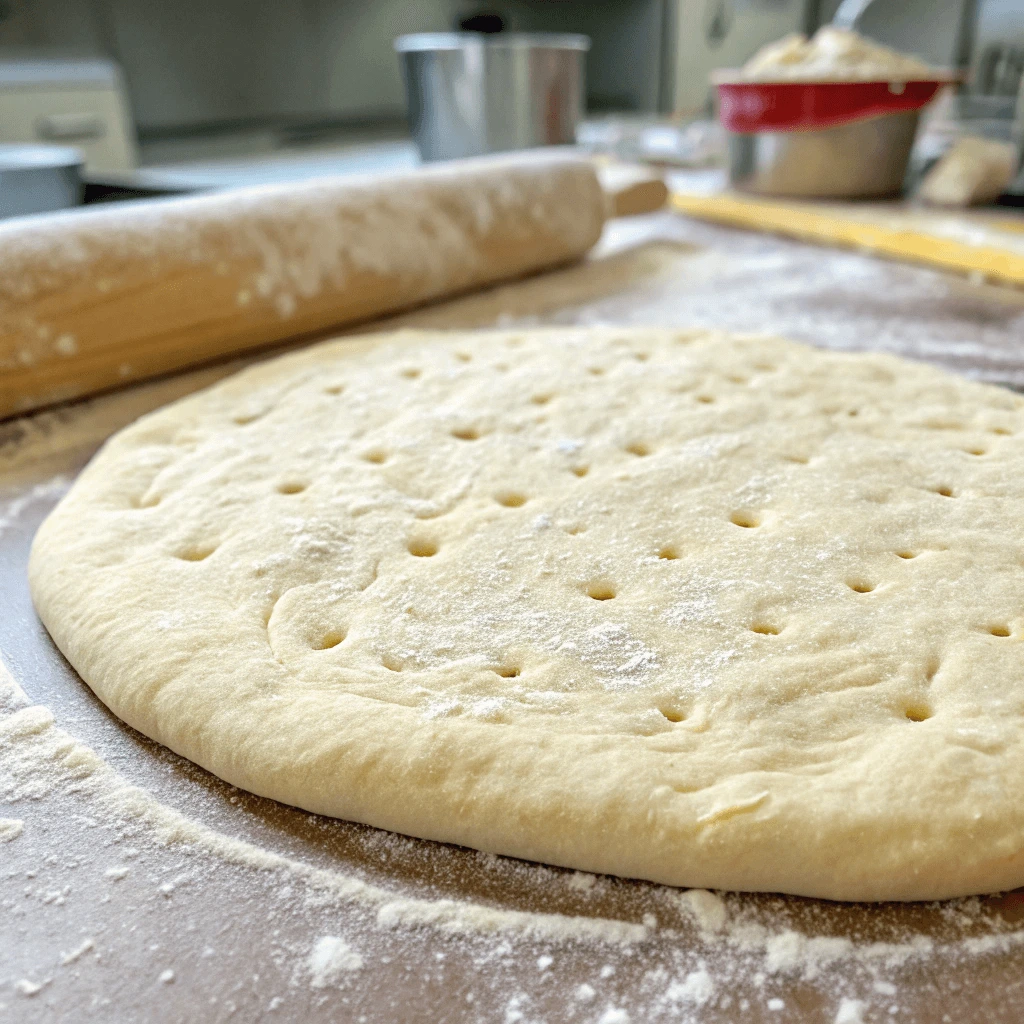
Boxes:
[307,936,364,988]
[567,871,597,891]
[0,477,69,541]
[676,889,728,933]
[835,997,867,1024]
[374,895,645,945]
[664,966,715,1007]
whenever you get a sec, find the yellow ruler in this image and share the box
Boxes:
[670,190,1024,288]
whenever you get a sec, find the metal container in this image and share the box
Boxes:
[727,110,922,198]
[0,144,83,219]
[395,32,589,162]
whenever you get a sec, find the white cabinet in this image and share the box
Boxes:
[0,59,137,173]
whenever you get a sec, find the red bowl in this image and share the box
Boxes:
[715,79,947,134]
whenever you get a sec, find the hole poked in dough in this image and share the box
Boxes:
[904,703,932,723]
[987,624,1011,637]
[495,491,528,508]
[895,550,919,560]
[934,485,956,498]
[400,367,421,380]
[585,582,617,601]
[495,666,521,679]
[276,481,308,495]
[625,442,651,457]
[323,383,344,395]
[570,465,589,478]
[451,426,480,441]
[658,546,680,561]
[659,706,685,723]
[175,545,217,562]
[730,510,762,529]
[749,622,781,636]
[408,537,439,558]
[315,631,346,650]
[362,449,389,465]
[846,579,875,594]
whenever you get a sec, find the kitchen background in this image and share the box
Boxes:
[0,0,1019,189]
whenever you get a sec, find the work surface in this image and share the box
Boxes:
[3,203,1024,1024]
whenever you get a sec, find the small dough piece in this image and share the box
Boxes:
[919,137,1018,208]
[29,327,1024,901]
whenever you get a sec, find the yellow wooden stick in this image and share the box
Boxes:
[671,191,1024,288]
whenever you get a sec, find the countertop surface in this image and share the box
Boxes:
[3,202,1024,1024]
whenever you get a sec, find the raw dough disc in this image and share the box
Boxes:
[29,327,1024,901]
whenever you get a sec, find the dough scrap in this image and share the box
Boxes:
[29,327,1024,901]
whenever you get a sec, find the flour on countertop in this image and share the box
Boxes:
[664,965,716,1007]
[835,997,867,1023]
[0,477,69,540]
[307,936,364,988]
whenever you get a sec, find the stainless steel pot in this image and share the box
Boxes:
[395,32,589,162]
[0,144,84,219]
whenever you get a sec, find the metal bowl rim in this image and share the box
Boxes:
[722,106,923,136]
[394,32,590,53]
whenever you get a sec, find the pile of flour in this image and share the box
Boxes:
[740,26,937,82]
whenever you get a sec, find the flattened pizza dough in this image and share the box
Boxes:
[29,328,1024,901]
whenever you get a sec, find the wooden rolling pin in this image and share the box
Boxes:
[0,151,666,420]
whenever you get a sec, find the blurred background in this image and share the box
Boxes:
[0,0,1019,198]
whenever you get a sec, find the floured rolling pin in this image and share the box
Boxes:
[0,150,666,420]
